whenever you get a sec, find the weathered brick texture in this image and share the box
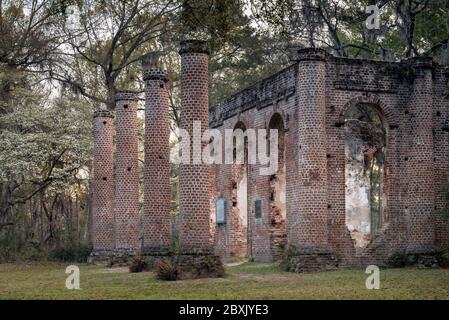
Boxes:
[405,57,436,254]
[178,40,215,255]
[91,110,115,256]
[211,48,449,269]
[141,53,172,255]
[291,49,331,255]
[114,91,140,255]
[90,45,449,271]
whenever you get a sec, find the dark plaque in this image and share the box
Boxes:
[255,199,262,219]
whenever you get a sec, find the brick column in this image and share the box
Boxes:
[114,91,140,257]
[406,57,436,254]
[177,40,223,279]
[91,110,115,261]
[287,48,336,272]
[141,53,172,255]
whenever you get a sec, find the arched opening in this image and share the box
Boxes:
[230,121,248,257]
[344,103,387,249]
[268,113,287,260]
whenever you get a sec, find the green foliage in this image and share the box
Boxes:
[0,93,93,185]
[0,234,43,262]
[0,66,93,258]
[279,245,297,271]
[49,244,92,263]
[435,249,449,268]
[387,252,409,268]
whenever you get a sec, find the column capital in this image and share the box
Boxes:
[142,52,169,82]
[115,91,139,102]
[407,56,435,70]
[93,109,114,118]
[296,48,330,62]
[179,39,210,55]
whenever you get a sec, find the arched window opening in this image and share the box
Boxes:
[229,121,248,257]
[344,103,386,249]
[268,113,287,260]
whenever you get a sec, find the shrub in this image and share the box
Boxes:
[435,249,449,268]
[279,245,297,271]
[386,252,409,268]
[128,256,149,273]
[155,258,179,281]
[49,245,92,263]
[197,256,225,278]
[19,245,43,261]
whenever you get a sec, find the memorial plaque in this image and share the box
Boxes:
[216,197,226,224]
[255,199,262,219]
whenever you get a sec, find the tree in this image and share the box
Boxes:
[0,81,93,256]
[249,0,449,63]
[48,0,181,110]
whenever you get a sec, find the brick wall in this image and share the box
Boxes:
[90,45,449,269]
[211,49,449,267]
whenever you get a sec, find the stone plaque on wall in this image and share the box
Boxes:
[216,197,225,224]
[255,199,262,219]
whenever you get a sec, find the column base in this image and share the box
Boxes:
[281,252,339,273]
[403,253,439,269]
[406,244,436,255]
[108,248,140,266]
[139,253,171,270]
[176,254,225,280]
[88,249,114,264]
[154,254,224,280]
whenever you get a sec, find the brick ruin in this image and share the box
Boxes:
[211,49,449,270]
[91,44,449,273]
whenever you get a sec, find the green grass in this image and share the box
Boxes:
[0,262,448,299]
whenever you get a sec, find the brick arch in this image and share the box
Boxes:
[266,110,288,130]
[233,113,250,131]
[337,93,397,255]
[338,94,398,127]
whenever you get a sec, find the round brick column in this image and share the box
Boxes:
[173,40,223,279]
[91,110,115,260]
[178,40,214,255]
[406,57,436,254]
[287,49,336,272]
[114,91,141,257]
[141,53,172,255]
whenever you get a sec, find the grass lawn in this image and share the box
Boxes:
[0,262,448,300]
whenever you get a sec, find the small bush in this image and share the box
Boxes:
[128,256,149,273]
[197,256,225,278]
[155,258,179,281]
[386,252,409,268]
[49,245,92,263]
[435,249,449,268]
[279,245,297,271]
[18,245,43,261]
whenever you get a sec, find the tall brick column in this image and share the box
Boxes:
[114,91,140,257]
[406,57,436,254]
[91,110,115,261]
[177,40,223,279]
[141,53,172,255]
[287,48,336,272]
